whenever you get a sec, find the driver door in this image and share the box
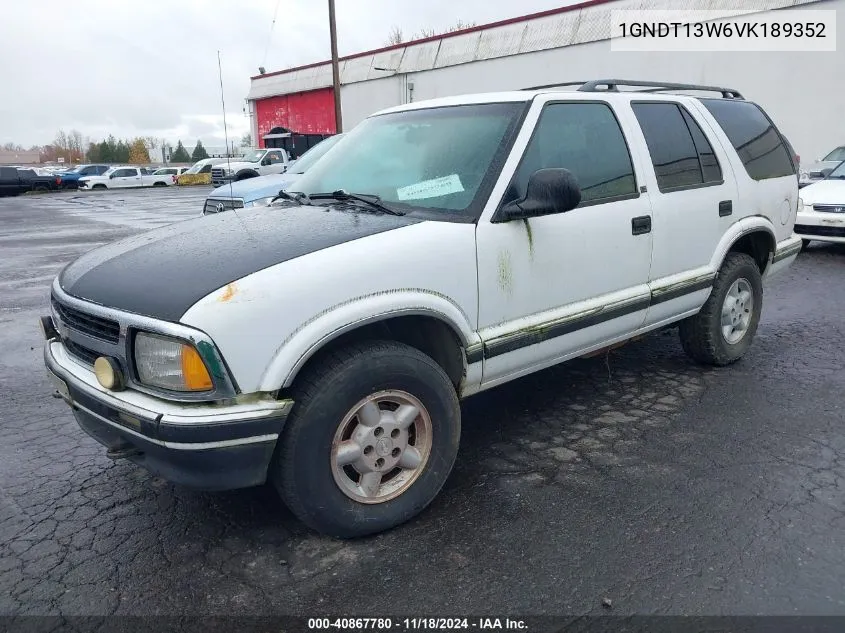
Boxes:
[475,98,655,387]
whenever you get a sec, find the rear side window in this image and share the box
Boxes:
[701,99,795,180]
[505,102,637,206]
[632,102,722,192]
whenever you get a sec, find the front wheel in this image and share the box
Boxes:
[92,184,107,190]
[679,252,763,366]
[273,341,461,537]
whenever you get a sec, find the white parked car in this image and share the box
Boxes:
[796,160,845,246]
[210,148,290,187]
[43,80,801,537]
[149,166,188,185]
[799,146,845,187]
[78,166,180,190]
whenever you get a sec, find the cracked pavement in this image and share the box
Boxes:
[1,188,844,616]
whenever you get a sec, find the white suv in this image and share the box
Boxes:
[43,80,801,537]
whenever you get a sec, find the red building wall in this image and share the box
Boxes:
[255,89,337,147]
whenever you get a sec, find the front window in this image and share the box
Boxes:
[826,161,845,179]
[288,134,344,174]
[823,147,845,162]
[291,102,525,218]
[240,149,266,163]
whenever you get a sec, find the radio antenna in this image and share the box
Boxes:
[217,50,236,203]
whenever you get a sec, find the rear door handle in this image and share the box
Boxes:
[631,215,652,235]
[719,200,733,217]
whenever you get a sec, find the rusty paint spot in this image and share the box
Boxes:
[219,283,237,302]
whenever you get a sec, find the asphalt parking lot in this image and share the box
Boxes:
[1,187,844,618]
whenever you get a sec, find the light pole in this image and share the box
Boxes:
[328,0,343,132]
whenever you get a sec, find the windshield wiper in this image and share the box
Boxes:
[308,190,405,216]
[272,190,313,205]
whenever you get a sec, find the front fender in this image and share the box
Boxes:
[258,289,479,392]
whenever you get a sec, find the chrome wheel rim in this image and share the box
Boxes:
[330,390,432,504]
[721,278,754,344]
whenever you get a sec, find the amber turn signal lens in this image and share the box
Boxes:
[180,345,213,391]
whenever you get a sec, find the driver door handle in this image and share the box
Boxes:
[631,215,652,235]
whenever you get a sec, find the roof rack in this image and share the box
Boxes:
[522,79,743,99]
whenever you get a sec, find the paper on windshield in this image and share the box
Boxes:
[396,175,464,201]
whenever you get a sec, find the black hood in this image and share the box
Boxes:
[59,205,421,321]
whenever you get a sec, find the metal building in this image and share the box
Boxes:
[246,0,843,161]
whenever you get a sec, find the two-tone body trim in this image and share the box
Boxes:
[480,272,717,360]
[771,238,802,263]
[483,293,651,360]
[649,272,717,306]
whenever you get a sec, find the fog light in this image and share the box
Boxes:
[94,356,125,391]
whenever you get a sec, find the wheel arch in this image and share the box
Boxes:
[236,170,259,181]
[713,217,777,275]
[262,306,479,395]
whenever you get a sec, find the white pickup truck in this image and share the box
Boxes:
[78,166,179,190]
[210,148,290,188]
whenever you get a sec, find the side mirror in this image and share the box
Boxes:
[109,174,116,179]
[497,168,581,222]
[261,157,271,166]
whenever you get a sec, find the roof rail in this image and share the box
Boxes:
[523,79,743,99]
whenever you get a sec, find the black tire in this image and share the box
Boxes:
[92,184,106,190]
[802,239,812,250]
[235,171,258,181]
[153,181,167,187]
[679,252,763,366]
[273,340,461,538]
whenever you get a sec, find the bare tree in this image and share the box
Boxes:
[385,25,404,45]
[389,20,476,44]
[2,142,23,151]
[446,19,475,33]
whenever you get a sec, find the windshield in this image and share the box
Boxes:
[289,134,345,174]
[185,161,208,174]
[822,147,845,162]
[291,103,524,217]
[239,149,265,163]
[826,161,845,179]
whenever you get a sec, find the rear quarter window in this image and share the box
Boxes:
[701,99,795,180]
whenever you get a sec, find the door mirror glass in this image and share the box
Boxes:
[498,168,581,221]
[261,157,271,166]
[109,174,116,179]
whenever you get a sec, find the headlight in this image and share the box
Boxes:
[244,196,276,208]
[222,168,234,175]
[134,332,213,392]
[797,197,805,213]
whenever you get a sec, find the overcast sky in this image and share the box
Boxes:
[0,0,573,149]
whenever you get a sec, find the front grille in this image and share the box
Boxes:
[211,168,226,179]
[203,198,244,215]
[64,339,99,366]
[812,204,845,213]
[795,224,845,238]
[51,296,120,343]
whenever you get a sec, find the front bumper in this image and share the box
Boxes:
[44,336,292,490]
[211,175,235,188]
[795,209,845,244]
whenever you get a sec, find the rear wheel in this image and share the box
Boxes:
[273,340,461,538]
[679,252,763,366]
[153,181,167,187]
